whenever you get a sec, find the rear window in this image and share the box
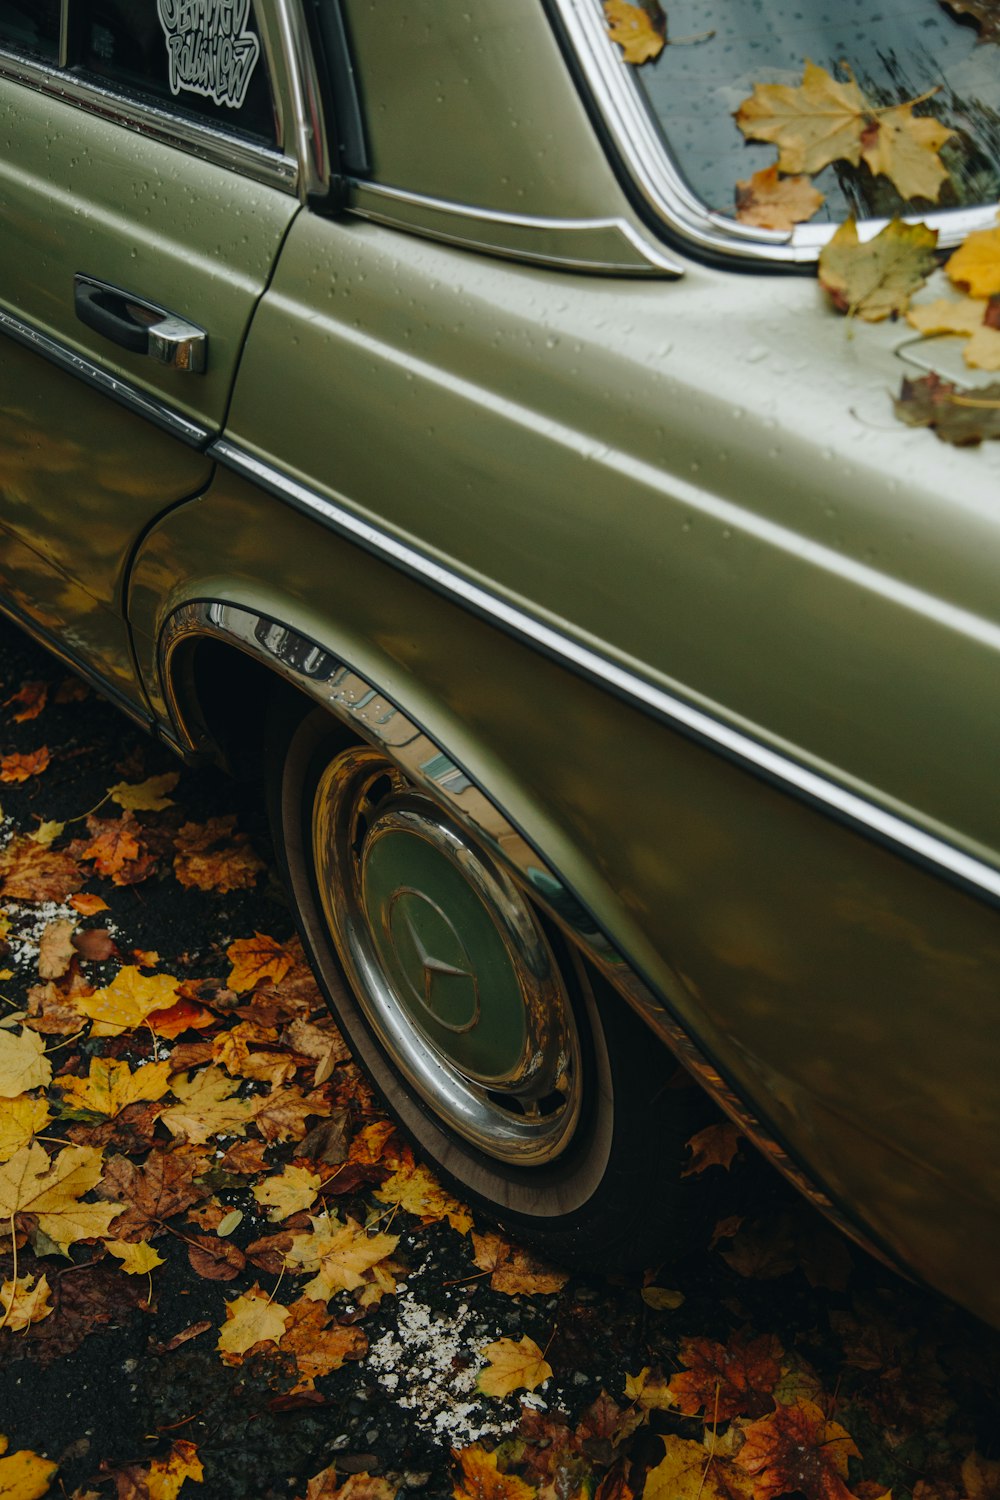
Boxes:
[627,0,1000,222]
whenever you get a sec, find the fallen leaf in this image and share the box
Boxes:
[0,1141,124,1251]
[0,1434,58,1499]
[470,1231,569,1296]
[253,1164,322,1223]
[668,1331,783,1422]
[624,1366,675,1412]
[946,222,1000,298]
[285,1018,351,1084]
[682,1121,742,1176]
[274,1296,368,1391]
[105,1438,203,1500]
[221,1140,270,1174]
[0,1027,52,1097]
[374,1153,472,1234]
[37,919,76,981]
[819,217,938,320]
[93,1147,209,1238]
[0,748,50,784]
[72,931,116,964]
[893,372,1000,444]
[77,816,143,881]
[452,1446,539,1500]
[69,893,110,916]
[640,1286,685,1310]
[644,1435,731,1500]
[227,932,295,993]
[104,1239,165,1275]
[736,1399,860,1500]
[304,1470,397,1500]
[172,817,265,894]
[734,166,824,231]
[0,839,82,902]
[160,1067,252,1144]
[858,104,954,202]
[963,1453,1000,1500]
[24,981,84,1036]
[285,1215,400,1301]
[249,1084,332,1143]
[735,61,870,176]
[478,1335,552,1398]
[5,681,48,723]
[0,1273,53,1331]
[0,1094,51,1162]
[57,1057,172,1119]
[603,0,665,65]
[29,821,64,848]
[186,1234,246,1282]
[146,997,215,1039]
[217,1283,289,1363]
[107,772,180,812]
[157,1320,212,1354]
[907,294,989,338]
[72,966,180,1037]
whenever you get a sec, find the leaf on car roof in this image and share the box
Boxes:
[734,165,824,231]
[818,218,938,321]
[603,0,666,65]
[894,372,1000,443]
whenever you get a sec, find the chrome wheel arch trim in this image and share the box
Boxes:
[208,439,1000,910]
[157,595,895,1264]
[546,0,1000,264]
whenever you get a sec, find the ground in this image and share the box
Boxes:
[0,617,998,1500]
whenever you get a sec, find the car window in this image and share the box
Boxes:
[627,0,1000,222]
[0,0,60,59]
[73,0,278,145]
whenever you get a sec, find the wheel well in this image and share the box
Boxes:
[176,637,292,780]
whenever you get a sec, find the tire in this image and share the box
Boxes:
[267,693,710,1271]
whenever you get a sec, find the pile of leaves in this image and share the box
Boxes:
[603,0,1000,444]
[2,623,1000,1500]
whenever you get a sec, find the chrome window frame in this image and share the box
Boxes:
[0,2,301,195]
[549,0,1000,264]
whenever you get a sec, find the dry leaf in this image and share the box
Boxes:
[37,919,76,981]
[946,223,1000,298]
[285,1215,400,1302]
[0,1141,124,1250]
[736,1399,860,1500]
[477,1335,552,1398]
[275,1297,368,1391]
[0,1027,52,1097]
[0,838,82,902]
[104,1239,165,1275]
[160,1067,252,1145]
[452,1446,539,1500]
[104,1438,203,1500]
[249,1084,332,1144]
[252,1164,322,1223]
[93,1148,209,1239]
[72,966,180,1037]
[644,1435,731,1500]
[470,1231,569,1296]
[29,821,64,848]
[735,61,870,176]
[227,933,295,993]
[668,1331,783,1421]
[57,1058,172,1119]
[939,0,1000,41]
[69,893,110,916]
[0,1273,53,1331]
[894,372,1000,444]
[217,1283,289,1363]
[734,166,824,231]
[374,1153,472,1234]
[603,0,665,65]
[624,1366,675,1412]
[5,681,48,723]
[108,772,180,812]
[0,1094,51,1162]
[818,217,938,321]
[859,104,954,202]
[186,1234,246,1282]
[681,1121,742,1176]
[0,748,50,784]
[304,1470,397,1500]
[0,1434,58,1499]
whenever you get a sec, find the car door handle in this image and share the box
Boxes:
[73,275,207,373]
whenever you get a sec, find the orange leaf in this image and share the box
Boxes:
[0,747,50,783]
[736,1399,860,1500]
[79,819,140,878]
[173,816,265,893]
[226,932,295,993]
[668,1331,783,1421]
[0,839,82,902]
[5,680,48,723]
[69,892,110,915]
[452,1445,539,1500]
[146,997,215,1039]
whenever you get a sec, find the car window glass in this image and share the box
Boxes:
[73,0,277,145]
[0,0,60,59]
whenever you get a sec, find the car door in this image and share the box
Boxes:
[0,0,300,718]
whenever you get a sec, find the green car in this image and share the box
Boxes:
[3,0,1000,1323]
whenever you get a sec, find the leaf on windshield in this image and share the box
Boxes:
[938,0,1000,42]
[603,0,666,65]
[736,61,954,203]
[818,218,938,321]
[735,165,824,230]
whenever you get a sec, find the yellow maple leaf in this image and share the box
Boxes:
[0,1027,51,1098]
[477,1335,552,1398]
[285,1215,400,1301]
[818,217,938,321]
[57,1057,172,1119]
[859,104,954,202]
[115,1439,204,1500]
[0,1141,124,1251]
[452,1446,539,1500]
[249,1084,332,1143]
[0,1094,51,1164]
[603,0,665,65]
[374,1156,472,1234]
[470,1231,569,1297]
[217,1283,289,1364]
[736,60,870,176]
[104,1238,166,1275]
[252,1163,322,1223]
[624,1365,676,1410]
[946,222,1000,298]
[0,1434,58,1499]
[29,821,64,848]
[160,1067,253,1145]
[108,772,180,812]
[734,165,824,231]
[72,965,180,1036]
[226,932,294,993]
[644,1435,733,1500]
[0,1273,53,1331]
[304,1468,397,1500]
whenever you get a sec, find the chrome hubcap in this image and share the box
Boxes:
[312,745,582,1165]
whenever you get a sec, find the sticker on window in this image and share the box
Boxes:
[156,0,260,111]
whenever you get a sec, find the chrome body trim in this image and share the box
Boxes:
[0,305,211,448]
[273,0,330,199]
[548,0,1000,263]
[0,48,298,193]
[157,597,895,1265]
[350,181,684,276]
[209,437,1000,907]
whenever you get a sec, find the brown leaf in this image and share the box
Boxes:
[304,1470,397,1500]
[187,1233,247,1282]
[734,166,824,231]
[298,1113,350,1166]
[172,816,265,893]
[93,1147,209,1239]
[273,1296,368,1391]
[894,372,1000,445]
[736,1399,860,1500]
[156,1319,212,1354]
[681,1121,742,1176]
[221,1140,271,1175]
[818,217,939,322]
[69,892,110,916]
[452,1446,539,1500]
[24,980,85,1035]
[0,838,83,902]
[250,1084,333,1144]
[76,814,154,886]
[72,928,117,963]
[246,1230,296,1277]
[104,1438,203,1500]
[0,747,50,783]
[668,1330,783,1421]
[470,1231,569,1296]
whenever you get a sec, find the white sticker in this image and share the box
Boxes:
[156,0,261,111]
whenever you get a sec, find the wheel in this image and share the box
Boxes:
[268,694,710,1270]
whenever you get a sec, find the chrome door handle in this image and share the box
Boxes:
[74,274,208,373]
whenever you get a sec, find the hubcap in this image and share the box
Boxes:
[312,745,583,1165]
